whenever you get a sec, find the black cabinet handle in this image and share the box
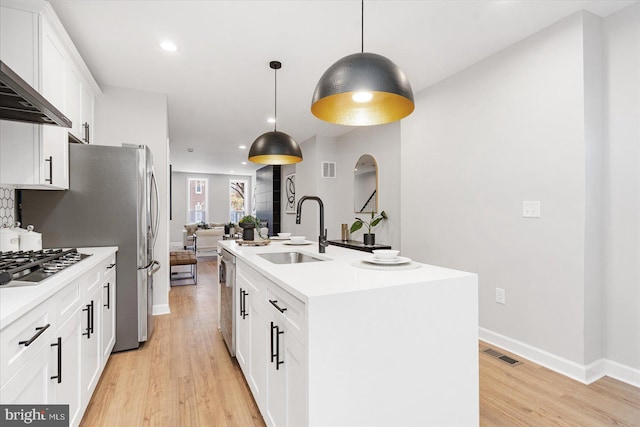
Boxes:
[240,289,249,319]
[269,299,287,313]
[83,122,90,143]
[106,263,116,270]
[18,324,50,347]
[89,300,94,333]
[50,337,62,384]
[270,321,284,370]
[104,282,110,309]
[82,301,93,338]
[44,156,53,184]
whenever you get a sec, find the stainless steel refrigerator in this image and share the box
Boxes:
[19,143,160,352]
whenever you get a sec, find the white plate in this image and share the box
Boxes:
[362,256,412,265]
[284,241,313,246]
[270,236,291,240]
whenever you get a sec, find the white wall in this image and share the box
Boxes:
[94,85,171,315]
[281,126,401,250]
[335,124,401,250]
[402,13,593,366]
[602,3,640,372]
[170,171,253,242]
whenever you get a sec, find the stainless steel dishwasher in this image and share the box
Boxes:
[219,248,236,356]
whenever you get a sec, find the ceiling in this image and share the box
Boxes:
[48,0,635,175]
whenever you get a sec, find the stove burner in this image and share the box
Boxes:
[0,248,92,287]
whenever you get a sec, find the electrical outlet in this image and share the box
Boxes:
[496,288,506,305]
[522,201,541,218]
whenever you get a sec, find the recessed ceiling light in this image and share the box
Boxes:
[160,41,177,52]
[241,161,247,165]
[238,145,247,150]
[267,117,276,124]
[187,147,194,152]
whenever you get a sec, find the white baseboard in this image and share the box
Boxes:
[479,327,640,387]
[153,304,170,316]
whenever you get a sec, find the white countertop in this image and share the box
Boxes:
[0,247,118,330]
[219,240,476,302]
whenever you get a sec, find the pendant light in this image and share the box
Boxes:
[311,0,414,126]
[249,61,303,165]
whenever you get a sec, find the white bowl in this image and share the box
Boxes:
[372,249,400,260]
[289,236,306,244]
[278,232,291,238]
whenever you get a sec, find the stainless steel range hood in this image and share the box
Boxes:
[0,60,71,127]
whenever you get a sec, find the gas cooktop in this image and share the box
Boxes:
[0,248,92,287]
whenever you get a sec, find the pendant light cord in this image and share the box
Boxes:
[361,0,364,53]
[274,66,277,132]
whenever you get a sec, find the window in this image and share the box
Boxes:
[188,178,208,223]
[230,180,247,223]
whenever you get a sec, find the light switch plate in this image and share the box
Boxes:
[496,288,506,305]
[522,201,541,218]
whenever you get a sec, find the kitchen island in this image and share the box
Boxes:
[219,240,479,427]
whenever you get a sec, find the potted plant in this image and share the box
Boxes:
[225,222,236,235]
[239,215,259,240]
[350,211,388,246]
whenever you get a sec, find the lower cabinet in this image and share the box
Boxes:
[101,264,116,361]
[236,260,307,427]
[80,285,102,399]
[265,313,306,427]
[51,312,83,427]
[0,249,117,427]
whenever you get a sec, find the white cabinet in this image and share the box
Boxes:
[235,260,307,427]
[0,0,99,189]
[101,262,116,361]
[50,312,83,427]
[236,267,267,408]
[0,248,117,427]
[81,278,102,400]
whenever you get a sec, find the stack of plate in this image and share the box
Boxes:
[363,249,411,265]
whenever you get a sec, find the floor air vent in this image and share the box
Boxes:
[482,348,522,366]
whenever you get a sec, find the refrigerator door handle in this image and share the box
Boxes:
[150,170,160,244]
[148,260,161,276]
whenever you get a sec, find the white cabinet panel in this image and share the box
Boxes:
[50,312,82,427]
[101,264,116,361]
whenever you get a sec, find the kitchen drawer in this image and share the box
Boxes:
[56,279,82,322]
[237,261,266,300]
[84,263,102,294]
[266,283,306,343]
[100,255,116,280]
[0,298,55,386]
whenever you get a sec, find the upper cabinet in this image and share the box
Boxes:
[0,0,100,189]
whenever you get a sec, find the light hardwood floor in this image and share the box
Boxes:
[80,257,640,427]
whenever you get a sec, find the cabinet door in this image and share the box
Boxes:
[80,286,101,400]
[0,343,50,404]
[265,318,307,427]
[66,65,83,141]
[101,267,116,361]
[236,282,250,371]
[81,84,94,143]
[247,293,267,405]
[50,312,82,427]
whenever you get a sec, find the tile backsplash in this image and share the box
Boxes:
[0,186,15,226]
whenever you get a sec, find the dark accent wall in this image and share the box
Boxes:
[255,165,281,236]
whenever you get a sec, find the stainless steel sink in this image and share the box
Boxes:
[258,251,327,264]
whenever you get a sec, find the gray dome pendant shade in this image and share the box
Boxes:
[311,1,414,126]
[249,61,303,165]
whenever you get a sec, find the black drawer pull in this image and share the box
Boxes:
[106,263,116,270]
[269,299,287,313]
[19,324,51,347]
[104,282,111,308]
[50,337,62,384]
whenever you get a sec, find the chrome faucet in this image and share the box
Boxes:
[295,196,328,253]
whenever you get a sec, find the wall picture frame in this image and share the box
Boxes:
[285,173,296,214]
